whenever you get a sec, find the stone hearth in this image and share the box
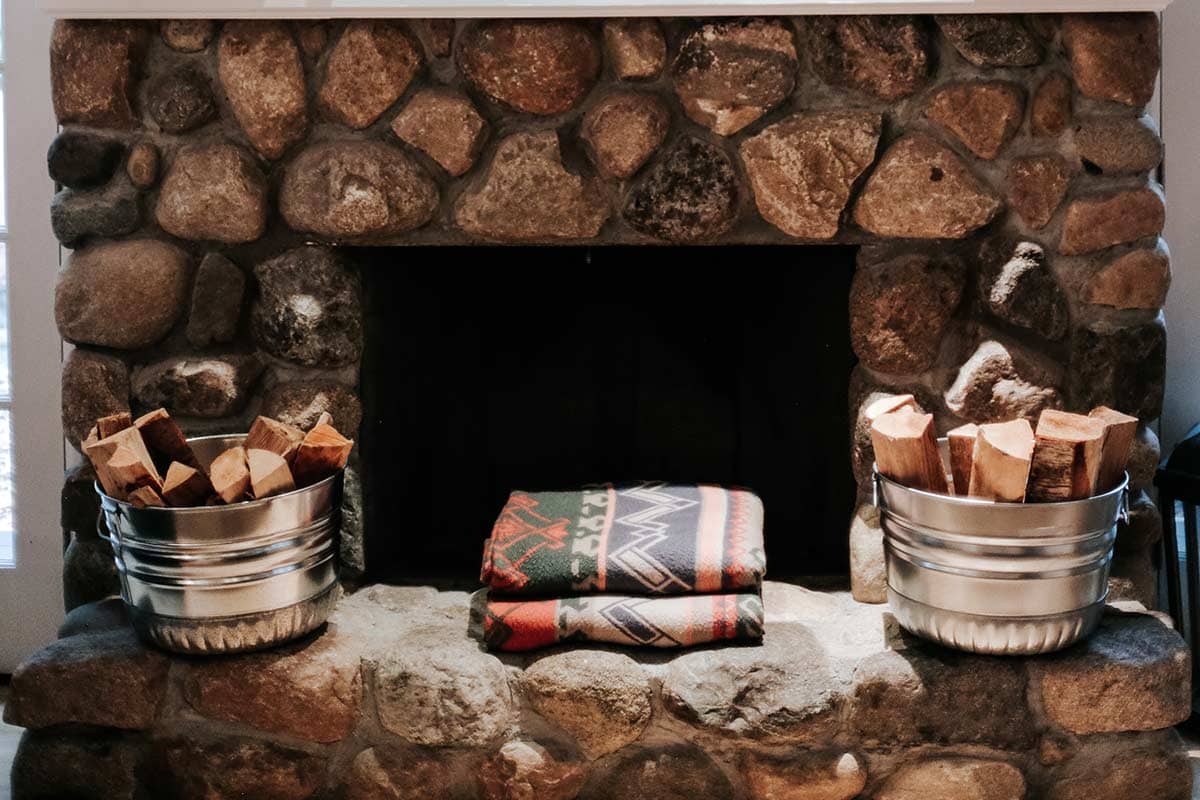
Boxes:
[5,583,1192,800]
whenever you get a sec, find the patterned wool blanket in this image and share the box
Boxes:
[480,483,766,651]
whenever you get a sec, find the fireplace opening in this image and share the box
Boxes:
[358,246,857,584]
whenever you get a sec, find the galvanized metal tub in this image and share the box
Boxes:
[98,434,342,655]
[875,440,1129,655]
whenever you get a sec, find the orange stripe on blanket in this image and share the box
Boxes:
[485,599,560,652]
[695,485,728,593]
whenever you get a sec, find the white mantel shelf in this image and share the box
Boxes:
[39,0,1173,19]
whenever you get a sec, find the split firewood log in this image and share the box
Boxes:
[248,448,296,499]
[864,393,920,422]
[1089,406,1138,492]
[127,485,165,508]
[84,426,163,500]
[161,461,215,507]
[870,409,949,493]
[291,414,354,487]
[947,423,979,496]
[135,408,201,471]
[968,420,1035,503]
[209,446,251,504]
[96,411,133,438]
[245,416,305,463]
[1027,410,1107,502]
[106,445,165,498]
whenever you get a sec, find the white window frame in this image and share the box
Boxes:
[0,0,65,671]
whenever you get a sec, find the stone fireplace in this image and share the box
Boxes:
[10,10,1192,800]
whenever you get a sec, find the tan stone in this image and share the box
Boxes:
[61,349,130,449]
[603,19,667,80]
[320,21,422,129]
[1032,72,1072,137]
[1063,13,1160,107]
[4,630,168,730]
[925,81,1024,160]
[56,239,190,350]
[50,20,145,128]
[672,18,798,135]
[1086,239,1170,310]
[454,131,609,242]
[521,650,652,758]
[739,111,881,239]
[1007,154,1072,229]
[132,354,264,418]
[854,135,1002,239]
[944,339,1062,423]
[809,16,931,100]
[126,140,159,188]
[1074,114,1163,175]
[740,751,867,800]
[1059,185,1165,255]
[391,89,488,176]
[459,21,600,115]
[1032,609,1190,734]
[875,758,1025,800]
[849,503,887,604]
[218,21,308,159]
[156,143,270,243]
[342,748,457,800]
[480,740,587,800]
[280,140,439,240]
[181,627,362,743]
[161,19,213,52]
[581,92,669,179]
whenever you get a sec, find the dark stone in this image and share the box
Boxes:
[1059,186,1165,256]
[161,19,214,52]
[809,15,931,100]
[11,731,141,800]
[186,253,246,347]
[924,80,1024,160]
[218,21,308,159]
[1046,730,1190,800]
[1062,13,1160,107]
[261,380,363,437]
[50,20,146,128]
[413,19,454,58]
[1074,114,1164,175]
[1117,490,1162,553]
[340,465,365,581]
[458,20,600,115]
[936,15,1043,67]
[61,348,130,449]
[1068,316,1167,421]
[61,462,102,538]
[62,534,120,612]
[978,240,1069,341]
[251,246,363,368]
[131,354,264,418]
[671,18,798,135]
[147,736,327,800]
[623,136,739,243]
[59,597,130,638]
[147,66,217,133]
[849,251,965,374]
[156,143,270,244]
[50,183,140,247]
[319,21,423,129]
[1032,72,1072,137]
[47,129,124,189]
[1007,154,1072,230]
[579,744,735,800]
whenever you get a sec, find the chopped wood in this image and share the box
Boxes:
[106,445,164,498]
[96,411,133,438]
[968,420,1035,503]
[127,485,165,508]
[161,461,214,508]
[864,393,920,422]
[870,409,949,493]
[292,419,354,487]
[134,408,201,471]
[245,416,305,462]
[1027,410,1107,502]
[1090,406,1139,492]
[314,411,333,429]
[947,423,979,496]
[84,426,163,500]
[83,425,100,452]
[248,448,296,499]
[209,446,251,504]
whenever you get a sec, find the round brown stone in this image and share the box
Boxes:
[319,21,423,130]
[925,81,1024,160]
[853,135,1003,239]
[262,380,363,437]
[280,140,438,241]
[218,21,308,159]
[739,110,881,239]
[391,88,488,177]
[157,143,270,243]
[875,758,1025,800]
[1086,239,1170,310]
[458,21,600,115]
[147,66,217,134]
[1007,154,1072,230]
[131,354,264,418]
[581,92,669,179]
[454,131,609,242]
[671,18,798,136]
[1074,114,1163,175]
[944,339,1062,423]
[61,348,130,448]
[603,18,667,80]
[809,15,931,100]
[849,252,965,374]
[161,19,214,52]
[56,239,190,350]
[740,751,867,800]
[51,20,145,129]
[126,140,160,188]
[1059,185,1165,256]
[623,136,739,243]
[935,15,1042,67]
[1032,72,1072,137]
[1063,13,1160,107]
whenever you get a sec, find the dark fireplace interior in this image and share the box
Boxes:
[359,246,857,584]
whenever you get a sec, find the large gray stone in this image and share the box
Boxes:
[51,183,140,248]
[978,240,1069,341]
[623,136,739,243]
[944,339,1062,423]
[1045,730,1190,800]
[47,129,124,189]
[251,246,362,368]
[131,354,264,418]
[1068,315,1166,421]
[61,348,130,448]
[63,534,120,612]
[156,143,270,244]
[218,21,308,159]
[520,650,652,758]
[186,253,246,348]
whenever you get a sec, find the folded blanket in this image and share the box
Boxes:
[484,592,765,651]
[480,483,766,596]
